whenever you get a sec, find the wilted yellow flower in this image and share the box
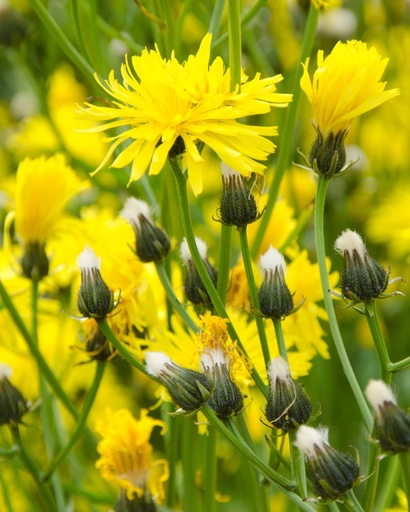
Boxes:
[301,40,399,138]
[78,33,292,195]
[95,408,168,501]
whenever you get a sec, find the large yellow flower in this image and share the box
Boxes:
[301,40,399,138]
[78,33,292,194]
[95,408,168,501]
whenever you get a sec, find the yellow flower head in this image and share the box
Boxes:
[95,408,168,501]
[301,40,399,138]
[78,33,292,195]
[14,154,87,245]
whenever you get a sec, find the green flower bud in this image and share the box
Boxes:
[366,379,410,453]
[121,197,170,263]
[0,363,28,426]
[335,230,388,303]
[145,352,211,413]
[115,489,157,512]
[295,425,360,500]
[77,246,115,319]
[258,246,295,319]
[265,357,312,432]
[215,165,261,228]
[21,241,49,280]
[309,127,347,177]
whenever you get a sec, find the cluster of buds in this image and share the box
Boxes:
[0,364,28,427]
[180,237,218,311]
[214,165,263,228]
[264,357,312,432]
[120,197,170,263]
[365,380,410,453]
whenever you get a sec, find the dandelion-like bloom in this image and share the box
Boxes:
[78,33,292,195]
[95,409,168,501]
[301,40,399,176]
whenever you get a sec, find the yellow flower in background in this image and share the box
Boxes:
[95,408,168,501]
[78,33,292,195]
[301,40,399,138]
[14,154,87,245]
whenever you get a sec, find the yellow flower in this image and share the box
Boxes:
[301,40,399,138]
[95,408,168,501]
[14,154,87,245]
[78,33,292,195]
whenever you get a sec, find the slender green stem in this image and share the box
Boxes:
[399,451,410,510]
[10,427,56,512]
[43,363,105,481]
[373,456,399,512]
[69,0,92,66]
[98,319,147,375]
[0,281,83,423]
[0,467,14,512]
[227,0,242,90]
[345,490,365,512]
[164,404,179,509]
[96,16,143,55]
[203,425,217,512]
[362,441,381,512]
[208,0,226,36]
[289,432,307,498]
[272,319,287,361]
[314,176,373,432]
[155,262,199,333]
[239,227,271,367]
[28,0,95,79]
[216,224,233,306]
[251,3,320,258]
[169,159,267,395]
[389,356,410,372]
[182,419,202,512]
[364,301,391,383]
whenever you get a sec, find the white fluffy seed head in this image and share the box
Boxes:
[221,162,241,180]
[334,229,367,259]
[144,352,173,377]
[0,363,12,380]
[294,425,329,456]
[180,237,208,263]
[365,379,397,410]
[200,347,228,370]
[77,246,100,270]
[120,197,152,229]
[267,356,291,385]
[259,245,286,275]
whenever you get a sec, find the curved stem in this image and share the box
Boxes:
[155,262,199,333]
[239,226,271,367]
[98,319,147,375]
[43,362,105,481]
[251,3,320,258]
[364,301,391,384]
[169,159,267,395]
[314,176,373,432]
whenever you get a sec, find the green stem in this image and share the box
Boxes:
[216,224,233,306]
[272,318,287,361]
[203,425,217,512]
[314,176,373,432]
[208,0,226,36]
[43,362,105,481]
[164,404,179,509]
[28,0,95,79]
[364,301,391,383]
[169,159,267,395]
[155,262,199,333]
[251,3,320,258]
[10,427,56,512]
[362,441,381,512]
[399,451,410,510]
[289,432,307,499]
[227,0,242,90]
[373,456,399,512]
[389,356,410,372]
[98,319,146,375]
[345,490,365,512]
[0,281,83,424]
[69,0,92,67]
[182,419,202,512]
[0,467,14,512]
[239,227,271,367]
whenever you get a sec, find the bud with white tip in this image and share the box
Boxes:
[0,363,28,426]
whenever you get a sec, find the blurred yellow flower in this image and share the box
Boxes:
[78,33,292,194]
[95,408,168,501]
[301,40,399,138]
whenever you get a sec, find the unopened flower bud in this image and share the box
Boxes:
[120,197,170,263]
[295,425,360,500]
[365,379,410,453]
[180,237,218,308]
[215,165,261,228]
[115,489,157,512]
[145,352,211,413]
[309,127,347,177]
[21,241,49,280]
[77,246,115,319]
[258,246,295,319]
[200,347,243,419]
[334,230,388,303]
[85,328,113,362]
[265,357,311,432]
[0,363,28,426]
